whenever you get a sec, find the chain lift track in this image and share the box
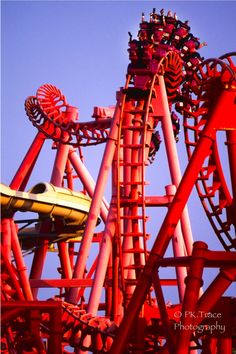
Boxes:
[1,8,236,354]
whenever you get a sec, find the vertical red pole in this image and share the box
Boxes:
[30,221,50,299]
[68,148,109,222]
[1,218,12,261]
[48,305,62,354]
[10,220,33,300]
[165,185,187,301]
[10,132,46,191]
[87,205,116,315]
[175,241,207,354]
[67,93,123,304]
[112,146,124,324]
[226,130,236,229]
[106,255,113,316]
[50,143,73,281]
[65,160,74,190]
[157,76,194,255]
[50,102,80,285]
[218,338,232,354]
[50,143,70,187]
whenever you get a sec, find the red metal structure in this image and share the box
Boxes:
[1,8,236,354]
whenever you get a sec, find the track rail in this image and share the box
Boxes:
[25,86,112,146]
[182,56,236,249]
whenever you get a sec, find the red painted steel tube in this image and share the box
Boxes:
[50,143,73,282]
[29,221,51,299]
[65,159,74,190]
[50,143,70,187]
[157,76,194,256]
[68,93,122,303]
[112,234,122,323]
[10,219,33,300]
[218,338,232,354]
[109,89,234,354]
[1,300,62,309]
[30,242,49,299]
[68,147,109,221]
[166,185,187,301]
[10,131,46,191]
[87,205,116,315]
[175,241,207,354]
[226,130,236,228]
[48,304,63,354]
[57,242,72,280]
[106,255,113,316]
[29,278,93,288]
[196,267,236,323]
[1,218,11,261]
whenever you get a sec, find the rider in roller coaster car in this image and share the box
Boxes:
[148,108,180,164]
[148,130,162,164]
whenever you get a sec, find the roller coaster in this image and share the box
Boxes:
[1,7,236,354]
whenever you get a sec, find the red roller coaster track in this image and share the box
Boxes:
[1,8,236,354]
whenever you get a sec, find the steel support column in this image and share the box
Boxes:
[10,132,46,191]
[157,76,194,255]
[68,92,123,303]
[110,88,234,354]
[175,241,207,354]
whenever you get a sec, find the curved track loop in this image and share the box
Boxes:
[219,51,236,72]
[25,95,65,142]
[159,51,183,100]
[25,85,111,146]
[182,57,236,249]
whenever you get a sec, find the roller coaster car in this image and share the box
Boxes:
[172,23,189,45]
[128,40,141,63]
[18,224,85,251]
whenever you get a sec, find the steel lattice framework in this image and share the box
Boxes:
[1,8,236,354]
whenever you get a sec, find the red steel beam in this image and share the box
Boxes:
[10,131,46,191]
[196,267,236,324]
[67,90,124,304]
[109,87,236,354]
[157,76,194,256]
[10,219,33,300]
[226,130,236,229]
[30,278,93,288]
[175,241,207,353]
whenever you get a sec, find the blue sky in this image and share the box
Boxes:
[2,1,236,183]
[1,1,236,298]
